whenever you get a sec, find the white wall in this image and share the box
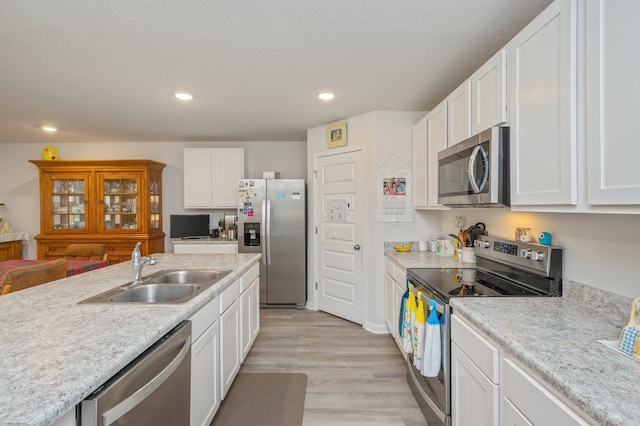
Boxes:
[440,209,640,299]
[0,141,306,258]
[307,111,442,332]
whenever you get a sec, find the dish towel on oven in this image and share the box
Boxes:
[422,300,441,377]
[413,293,426,368]
[403,285,416,353]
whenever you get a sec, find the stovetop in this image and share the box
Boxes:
[407,236,563,302]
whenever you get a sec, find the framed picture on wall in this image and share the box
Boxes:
[326,121,347,148]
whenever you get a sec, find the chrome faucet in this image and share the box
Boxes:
[130,242,157,286]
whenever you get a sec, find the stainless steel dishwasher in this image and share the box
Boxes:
[81,321,191,425]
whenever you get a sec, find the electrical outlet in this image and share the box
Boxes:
[454,215,465,229]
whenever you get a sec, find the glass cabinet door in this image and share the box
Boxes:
[99,173,141,233]
[49,174,89,232]
[149,175,161,231]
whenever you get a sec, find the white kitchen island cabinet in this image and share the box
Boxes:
[183,148,244,209]
[508,0,578,207]
[219,278,241,399]
[189,296,221,426]
[240,262,260,360]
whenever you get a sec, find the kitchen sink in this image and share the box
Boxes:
[78,269,231,304]
[145,270,227,284]
[110,284,201,303]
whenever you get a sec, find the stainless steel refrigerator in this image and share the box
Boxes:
[237,179,306,307]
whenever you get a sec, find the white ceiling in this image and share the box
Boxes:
[0,0,553,144]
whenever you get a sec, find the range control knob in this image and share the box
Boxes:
[531,251,545,262]
[520,248,532,259]
[474,240,490,248]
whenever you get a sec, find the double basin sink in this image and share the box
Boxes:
[79,269,231,304]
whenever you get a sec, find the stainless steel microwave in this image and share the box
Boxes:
[437,126,509,207]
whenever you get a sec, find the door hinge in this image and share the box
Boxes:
[315,226,318,234]
[315,282,318,290]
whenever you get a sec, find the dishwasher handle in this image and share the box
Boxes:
[101,333,191,425]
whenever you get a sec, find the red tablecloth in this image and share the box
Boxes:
[0,259,110,282]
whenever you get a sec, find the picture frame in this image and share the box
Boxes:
[326,121,347,148]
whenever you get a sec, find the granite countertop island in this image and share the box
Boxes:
[0,253,261,426]
[385,249,639,425]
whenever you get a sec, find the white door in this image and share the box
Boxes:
[314,147,365,324]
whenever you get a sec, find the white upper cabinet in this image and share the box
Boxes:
[447,80,472,146]
[586,0,640,205]
[471,49,508,135]
[184,148,244,209]
[412,115,428,209]
[508,0,578,207]
[426,100,448,209]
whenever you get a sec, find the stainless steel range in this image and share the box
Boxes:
[405,235,562,426]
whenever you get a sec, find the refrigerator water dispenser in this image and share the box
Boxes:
[243,222,261,247]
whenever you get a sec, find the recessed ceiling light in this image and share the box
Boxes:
[41,126,58,132]
[317,91,336,101]
[174,91,194,101]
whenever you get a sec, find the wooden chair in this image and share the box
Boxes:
[0,259,68,294]
[63,243,108,261]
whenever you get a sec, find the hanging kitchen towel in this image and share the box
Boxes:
[422,300,441,377]
[413,293,426,368]
[398,280,409,337]
[403,286,416,353]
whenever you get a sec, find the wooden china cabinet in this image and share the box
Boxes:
[30,160,166,264]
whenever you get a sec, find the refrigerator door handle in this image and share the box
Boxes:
[266,199,271,265]
[261,199,267,265]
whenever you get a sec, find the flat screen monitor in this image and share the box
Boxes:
[170,214,210,238]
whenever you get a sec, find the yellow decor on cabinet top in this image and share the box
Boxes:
[42,146,59,160]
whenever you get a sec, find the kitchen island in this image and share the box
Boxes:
[0,252,260,426]
[385,249,638,425]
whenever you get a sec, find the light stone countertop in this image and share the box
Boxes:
[0,253,261,426]
[171,237,238,245]
[384,249,639,426]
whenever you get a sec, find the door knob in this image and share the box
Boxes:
[354,244,361,250]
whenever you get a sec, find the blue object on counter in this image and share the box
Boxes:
[539,232,552,246]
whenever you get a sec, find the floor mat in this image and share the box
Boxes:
[211,372,307,426]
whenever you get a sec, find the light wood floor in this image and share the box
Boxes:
[240,309,428,426]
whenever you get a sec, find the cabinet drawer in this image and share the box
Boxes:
[502,358,589,425]
[41,242,71,259]
[384,259,394,276]
[190,297,220,342]
[451,314,499,383]
[393,265,406,285]
[240,263,259,293]
[219,279,240,313]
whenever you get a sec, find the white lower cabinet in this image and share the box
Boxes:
[220,297,241,398]
[451,314,592,425]
[502,358,589,426]
[451,315,499,426]
[384,258,408,357]
[240,263,260,360]
[189,296,220,426]
[190,262,260,424]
